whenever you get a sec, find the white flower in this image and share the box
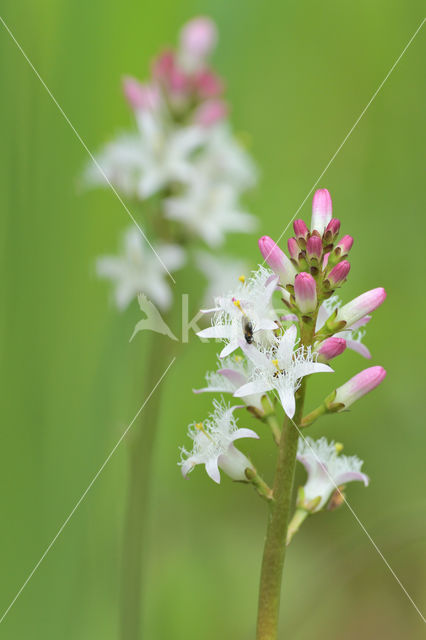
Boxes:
[234,325,333,418]
[197,266,279,357]
[85,112,205,199]
[194,123,258,191]
[179,400,258,484]
[297,436,369,511]
[165,180,257,248]
[317,295,372,359]
[193,355,264,411]
[195,250,250,308]
[96,226,185,310]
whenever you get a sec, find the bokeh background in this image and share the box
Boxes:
[0,1,425,638]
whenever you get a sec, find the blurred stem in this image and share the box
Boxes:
[120,327,174,640]
[256,316,316,640]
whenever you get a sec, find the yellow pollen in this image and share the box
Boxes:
[238,274,246,283]
[335,442,344,454]
[233,299,243,311]
[272,359,280,371]
[235,355,243,363]
[195,422,212,440]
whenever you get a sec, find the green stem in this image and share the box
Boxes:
[120,329,173,640]
[256,317,316,640]
[300,403,326,428]
[255,387,306,640]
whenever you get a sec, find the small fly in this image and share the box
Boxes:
[242,317,254,344]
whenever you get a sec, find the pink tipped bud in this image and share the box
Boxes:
[287,237,299,261]
[333,366,386,409]
[335,287,386,328]
[324,218,341,242]
[306,235,323,262]
[193,69,224,99]
[294,272,317,313]
[327,260,351,287]
[311,188,332,234]
[194,99,228,126]
[153,51,188,93]
[323,252,330,268]
[317,337,347,361]
[293,219,309,246]
[122,77,160,111]
[335,234,354,257]
[258,236,297,286]
[180,17,217,60]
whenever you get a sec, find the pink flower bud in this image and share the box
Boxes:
[336,287,386,328]
[333,366,386,409]
[193,69,224,99]
[122,77,160,111]
[293,219,309,245]
[311,188,332,234]
[287,237,299,261]
[294,272,317,313]
[180,17,217,59]
[323,252,330,268]
[327,260,351,287]
[258,236,297,286]
[335,234,354,257]
[152,51,188,93]
[324,218,341,242]
[194,99,228,126]
[306,235,323,262]
[317,337,346,361]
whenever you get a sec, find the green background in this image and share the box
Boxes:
[0,1,425,638]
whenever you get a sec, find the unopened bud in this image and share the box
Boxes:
[293,219,309,248]
[324,218,341,243]
[326,260,351,288]
[193,69,224,99]
[306,235,323,263]
[335,234,354,257]
[123,77,160,111]
[330,366,387,410]
[317,337,346,361]
[311,188,332,234]
[335,287,386,328]
[180,16,217,59]
[194,99,228,126]
[294,272,317,313]
[287,237,300,261]
[258,236,297,286]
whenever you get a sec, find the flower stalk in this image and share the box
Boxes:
[183,186,386,639]
[256,316,315,640]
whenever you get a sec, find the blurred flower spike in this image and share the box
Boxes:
[85,16,258,312]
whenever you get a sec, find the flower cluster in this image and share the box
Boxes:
[181,187,387,540]
[86,17,258,311]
